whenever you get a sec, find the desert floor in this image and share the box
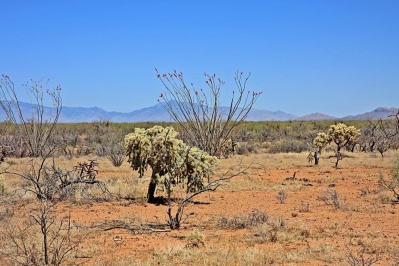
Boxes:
[1,150,399,265]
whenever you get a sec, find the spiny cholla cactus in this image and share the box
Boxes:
[314,123,360,152]
[328,123,360,151]
[313,123,360,168]
[183,146,219,192]
[313,132,332,151]
[219,138,240,158]
[124,126,219,202]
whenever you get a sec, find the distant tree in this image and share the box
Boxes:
[360,119,398,157]
[389,110,399,134]
[155,69,262,158]
[379,111,399,204]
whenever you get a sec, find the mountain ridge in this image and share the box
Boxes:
[295,113,337,121]
[0,102,397,123]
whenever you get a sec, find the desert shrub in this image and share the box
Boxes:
[391,137,399,150]
[378,159,399,201]
[1,157,108,202]
[0,75,62,158]
[275,190,287,204]
[0,131,29,158]
[106,141,125,167]
[0,175,5,195]
[0,202,79,266]
[58,160,110,201]
[96,131,125,167]
[251,217,286,244]
[346,244,380,266]
[219,138,240,158]
[236,142,259,155]
[233,128,260,142]
[268,138,308,153]
[317,189,345,209]
[56,127,79,148]
[185,229,205,248]
[299,201,311,212]
[217,209,268,230]
[261,141,272,149]
[236,145,248,155]
[359,119,398,156]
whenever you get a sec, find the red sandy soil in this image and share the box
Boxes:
[68,166,398,265]
[2,153,399,265]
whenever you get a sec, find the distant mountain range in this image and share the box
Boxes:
[295,107,399,121]
[0,102,397,123]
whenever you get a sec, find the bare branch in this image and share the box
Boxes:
[0,75,62,158]
[156,70,262,157]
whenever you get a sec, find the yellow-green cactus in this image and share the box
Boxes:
[328,123,360,148]
[314,123,360,151]
[313,132,332,150]
[313,123,360,168]
[124,126,219,202]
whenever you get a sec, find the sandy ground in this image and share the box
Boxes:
[1,151,399,265]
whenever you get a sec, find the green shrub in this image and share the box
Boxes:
[268,139,307,153]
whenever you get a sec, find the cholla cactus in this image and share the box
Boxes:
[124,126,219,202]
[124,128,152,178]
[313,123,360,168]
[328,123,360,151]
[219,139,239,158]
[183,146,219,192]
[313,132,332,151]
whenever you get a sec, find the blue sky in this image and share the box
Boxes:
[1,1,398,117]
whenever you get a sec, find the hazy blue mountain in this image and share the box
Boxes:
[295,113,337,121]
[341,107,399,121]
[0,102,296,122]
[245,108,298,121]
[0,102,397,123]
[59,104,172,123]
